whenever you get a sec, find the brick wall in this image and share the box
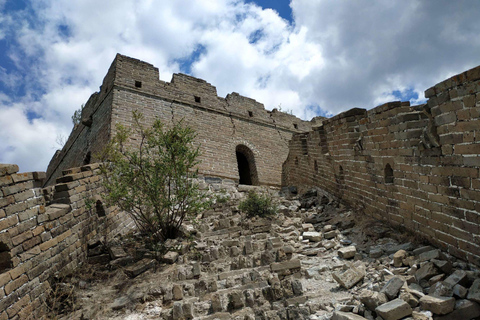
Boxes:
[0,163,134,319]
[283,65,480,266]
[45,54,313,187]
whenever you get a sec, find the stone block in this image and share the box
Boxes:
[270,259,301,272]
[332,311,368,320]
[324,230,337,239]
[393,249,407,267]
[302,231,322,242]
[124,259,155,278]
[172,284,183,300]
[0,164,19,177]
[108,246,127,260]
[332,266,365,289]
[359,290,388,311]
[444,269,468,287]
[375,298,412,320]
[467,278,480,303]
[381,276,405,300]
[163,251,179,264]
[419,295,455,315]
[419,249,441,262]
[338,246,356,259]
[416,262,439,282]
[434,299,480,320]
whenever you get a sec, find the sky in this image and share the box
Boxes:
[1,0,480,173]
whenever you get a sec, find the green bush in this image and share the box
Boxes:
[100,111,209,244]
[239,191,277,218]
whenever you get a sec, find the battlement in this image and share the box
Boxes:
[45,54,311,187]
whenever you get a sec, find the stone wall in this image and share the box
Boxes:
[45,54,312,187]
[0,163,134,319]
[283,65,480,266]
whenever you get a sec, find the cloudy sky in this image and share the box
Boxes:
[1,0,480,173]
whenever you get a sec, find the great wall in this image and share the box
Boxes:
[1,55,480,319]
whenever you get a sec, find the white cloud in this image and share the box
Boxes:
[1,0,480,173]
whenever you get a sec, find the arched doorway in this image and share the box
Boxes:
[235,145,259,185]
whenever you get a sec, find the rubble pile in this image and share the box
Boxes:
[57,184,480,320]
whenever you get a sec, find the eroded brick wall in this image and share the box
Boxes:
[283,65,480,266]
[45,54,312,187]
[0,163,134,319]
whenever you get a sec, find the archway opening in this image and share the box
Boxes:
[0,242,12,273]
[236,145,258,185]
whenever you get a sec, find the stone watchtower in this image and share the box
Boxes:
[45,54,312,186]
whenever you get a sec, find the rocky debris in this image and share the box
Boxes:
[50,184,480,320]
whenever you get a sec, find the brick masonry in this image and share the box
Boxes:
[44,54,313,187]
[282,64,480,266]
[0,163,135,319]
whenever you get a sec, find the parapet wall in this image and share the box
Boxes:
[45,54,313,187]
[283,65,480,266]
[0,163,134,319]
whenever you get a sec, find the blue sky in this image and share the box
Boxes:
[1,0,480,173]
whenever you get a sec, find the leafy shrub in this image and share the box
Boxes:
[239,190,277,217]
[100,111,209,244]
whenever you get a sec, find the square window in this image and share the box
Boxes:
[194,96,201,103]
[135,81,142,88]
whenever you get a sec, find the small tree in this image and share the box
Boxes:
[100,111,208,245]
[71,104,84,126]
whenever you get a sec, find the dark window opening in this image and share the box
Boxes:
[295,157,299,166]
[135,81,142,88]
[248,111,253,117]
[314,160,318,173]
[236,145,259,185]
[339,165,345,185]
[301,138,308,155]
[194,96,201,103]
[293,124,298,129]
[96,200,106,217]
[385,163,394,184]
[0,242,12,273]
[83,151,91,165]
